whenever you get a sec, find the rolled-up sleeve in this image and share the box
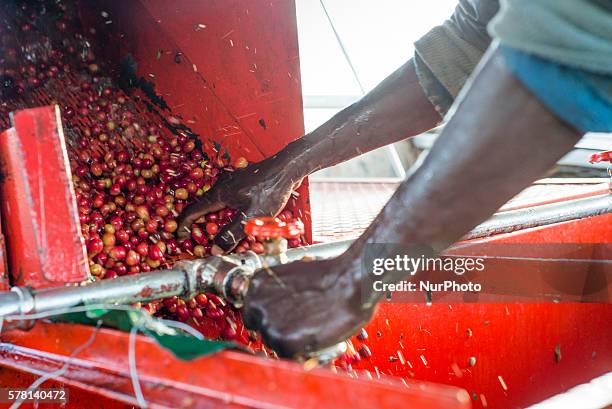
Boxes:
[414,0,499,115]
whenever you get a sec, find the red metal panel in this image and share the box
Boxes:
[351,213,612,409]
[357,303,611,409]
[0,322,471,409]
[0,214,609,409]
[77,0,312,242]
[0,106,89,288]
[0,211,9,291]
[0,3,607,407]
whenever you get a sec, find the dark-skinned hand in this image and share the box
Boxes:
[243,257,375,358]
[177,157,304,254]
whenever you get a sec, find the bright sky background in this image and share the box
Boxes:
[296,0,457,100]
[295,0,611,177]
[295,0,456,177]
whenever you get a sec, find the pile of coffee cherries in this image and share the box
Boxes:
[0,0,304,351]
[0,1,373,368]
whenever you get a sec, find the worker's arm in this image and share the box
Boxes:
[242,47,583,358]
[177,0,499,252]
[177,60,441,249]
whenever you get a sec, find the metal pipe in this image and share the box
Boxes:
[0,239,352,320]
[0,292,22,317]
[0,265,189,319]
[285,239,353,262]
[286,194,611,258]
[0,193,609,321]
[466,194,612,240]
[32,267,189,312]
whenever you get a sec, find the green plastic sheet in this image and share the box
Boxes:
[55,307,232,360]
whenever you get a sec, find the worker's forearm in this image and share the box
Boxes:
[341,48,582,303]
[178,61,438,248]
[277,59,440,178]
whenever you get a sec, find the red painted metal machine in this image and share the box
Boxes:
[0,1,610,409]
[0,107,89,288]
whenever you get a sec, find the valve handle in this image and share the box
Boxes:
[244,216,304,239]
[589,151,612,164]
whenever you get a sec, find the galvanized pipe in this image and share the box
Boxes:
[466,193,612,240]
[0,240,352,320]
[0,291,22,317]
[283,194,612,253]
[0,193,609,321]
[31,267,189,312]
[0,264,190,319]
[284,193,612,256]
[285,239,353,262]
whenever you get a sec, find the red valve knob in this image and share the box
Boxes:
[244,217,304,240]
[589,151,612,164]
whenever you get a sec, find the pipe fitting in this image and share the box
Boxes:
[10,286,35,315]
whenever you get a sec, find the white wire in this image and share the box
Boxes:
[1,303,211,409]
[8,321,103,409]
[129,325,148,408]
[156,318,205,340]
[318,0,364,94]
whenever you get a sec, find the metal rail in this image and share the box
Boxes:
[465,193,612,240]
[0,193,609,321]
[0,241,355,320]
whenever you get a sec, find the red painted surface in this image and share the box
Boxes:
[0,107,89,288]
[357,303,611,409]
[0,210,608,408]
[0,2,609,408]
[383,213,612,304]
[77,0,312,242]
[0,212,9,291]
[351,212,612,409]
[0,322,470,409]
[245,216,304,239]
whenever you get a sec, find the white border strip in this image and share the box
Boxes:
[527,372,612,409]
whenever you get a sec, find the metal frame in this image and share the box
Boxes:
[0,193,609,321]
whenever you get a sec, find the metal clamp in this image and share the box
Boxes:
[10,286,35,315]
